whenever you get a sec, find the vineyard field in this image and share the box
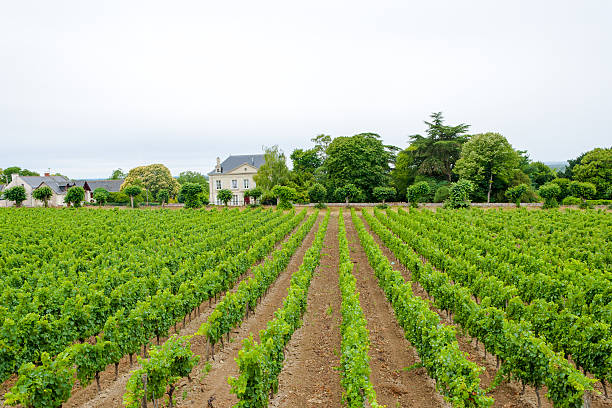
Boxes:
[0,206,610,408]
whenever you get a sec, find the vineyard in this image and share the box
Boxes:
[0,206,610,408]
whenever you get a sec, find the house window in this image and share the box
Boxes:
[216,168,221,173]
[243,179,249,189]
[231,179,237,189]
[216,180,221,189]
[232,194,238,205]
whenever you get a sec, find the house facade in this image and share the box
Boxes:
[0,173,74,207]
[208,154,265,206]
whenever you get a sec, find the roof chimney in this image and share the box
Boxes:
[44,172,50,177]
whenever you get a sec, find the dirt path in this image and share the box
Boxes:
[170,214,322,408]
[359,211,552,408]
[343,211,448,408]
[269,212,343,408]
[62,214,310,408]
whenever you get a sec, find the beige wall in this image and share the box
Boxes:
[209,164,258,206]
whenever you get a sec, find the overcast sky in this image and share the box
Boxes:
[1,1,610,178]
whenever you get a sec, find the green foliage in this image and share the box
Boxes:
[505,184,528,207]
[1,167,40,184]
[390,148,417,200]
[4,352,75,408]
[308,183,327,204]
[445,179,474,209]
[324,133,395,201]
[92,188,110,206]
[538,182,561,209]
[177,171,209,199]
[454,132,519,203]
[372,186,396,204]
[271,185,297,210]
[408,112,470,182]
[290,148,322,174]
[525,161,556,188]
[572,147,612,198]
[253,145,290,191]
[64,186,85,207]
[68,336,115,389]
[123,185,142,208]
[124,335,199,408]
[569,181,597,200]
[434,185,450,203]
[562,196,581,206]
[244,187,263,204]
[108,191,130,204]
[110,168,126,180]
[334,183,362,205]
[3,185,27,206]
[122,164,180,198]
[217,189,233,206]
[32,186,53,207]
[406,182,430,207]
[180,183,204,209]
[551,177,571,199]
[157,189,169,206]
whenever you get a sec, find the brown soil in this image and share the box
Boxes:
[360,210,609,408]
[269,212,344,408]
[59,214,312,408]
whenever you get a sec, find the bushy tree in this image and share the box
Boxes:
[434,185,450,203]
[408,112,470,182]
[3,186,27,207]
[390,149,417,201]
[254,146,290,191]
[180,183,203,209]
[572,147,611,198]
[157,189,169,207]
[123,185,142,208]
[525,161,556,188]
[271,185,297,210]
[64,186,85,208]
[551,178,571,199]
[373,186,396,205]
[569,181,596,207]
[308,183,327,207]
[445,179,474,209]
[505,184,528,207]
[92,188,109,207]
[324,133,396,201]
[217,189,232,206]
[32,186,53,207]
[177,171,209,200]
[110,169,126,180]
[122,164,180,198]
[538,182,561,209]
[454,132,518,203]
[1,167,40,184]
[334,183,362,206]
[406,182,431,207]
[244,187,263,205]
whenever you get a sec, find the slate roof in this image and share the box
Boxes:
[208,154,265,175]
[85,179,124,193]
[37,180,71,194]
[20,175,71,188]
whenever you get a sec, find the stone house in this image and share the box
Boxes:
[208,154,265,205]
[0,173,74,207]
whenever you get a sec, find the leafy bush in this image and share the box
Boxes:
[308,183,327,205]
[372,186,396,205]
[433,185,450,203]
[93,188,110,207]
[551,178,571,199]
[444,179,474,209]
[562,196,581,206]
[157,189,169,206]
[64,186,85,208]
[272,185,297,210]
[538,182,561,209]
[32,186,54,207]
[108,191,130,204]
[180,183,204,209]
[2,186,27,207]
[335,183,362,205]
[406,182,430,207]
[505,184,528,207]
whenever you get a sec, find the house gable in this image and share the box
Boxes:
[223,163,259,175]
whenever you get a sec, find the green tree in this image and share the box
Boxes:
[177,171,209,199]
[244,187,263,205]
[3,186,27,207]
[32,186,53,207]
[538,182,561,209]
[390,149,417,201]
[92,188,109,207]
[406,182,431,207]
[123,185,142,208]
[1,167,40,184]
[557,152,587,179]
[217,189,232,206]
[454,132,519,203]
[572,147,612,198]
[525,161,557,188]
[180,183,203,209]
[291,148,322,175]
[110,169,126,180]
[373,186,396,206]
[551,178,571,199]
[122,164,180,198]
[311,134,332,161]
[569,181,596,207]
[324,133,396,201]
[253,145,290,191]
[271,185,297,210]
[308,183,327,207]
[505,184,528,207]
[334,183,361,206]
[408,112,470,182]
[157,189,169,207]
[445,179,474,209]
[64,186,85,208]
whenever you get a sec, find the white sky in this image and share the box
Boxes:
[1,0,610,178]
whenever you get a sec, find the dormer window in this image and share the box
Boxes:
[216,168,221,173]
